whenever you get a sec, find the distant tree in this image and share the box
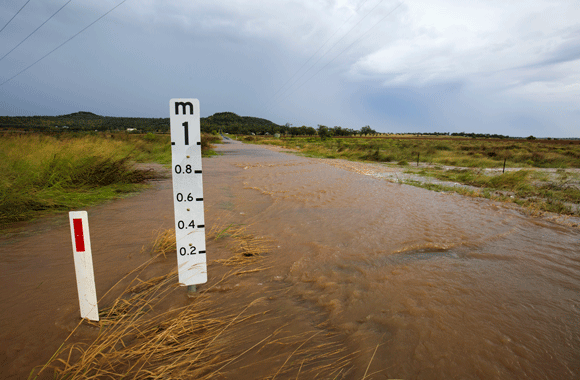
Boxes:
[289,127,301,137]
[317,125,332,140]
[360,125,376,136]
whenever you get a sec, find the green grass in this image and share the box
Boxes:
[0,133,170,227]
[242,135,580,169]
[0,132,222,228]
[200,132,222,157]
[407,167,580,216]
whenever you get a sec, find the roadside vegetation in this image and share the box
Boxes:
[242,135,580,168]
[31,226,355,379]
[0,132,220,228]
[409,167,580,216]
[241,135,580,217]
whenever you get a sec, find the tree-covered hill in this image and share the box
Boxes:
[0,111,282,134]
[201,112,281,135]
[0,112,168,132]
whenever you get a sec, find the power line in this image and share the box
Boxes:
[267,0,372,102]
[0,0,129,87]
[268,1,404,112]
[0,0,32,34]
[0,0,75,63]
[264,0,389,110]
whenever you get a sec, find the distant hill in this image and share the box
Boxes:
[0,111,281,134]
[201,112,281,134]
[59,111,102,119]
[0,112,167,132]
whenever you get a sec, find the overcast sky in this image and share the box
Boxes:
[1,0,579,137]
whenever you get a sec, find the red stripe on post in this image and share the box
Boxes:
[73,218,85,252]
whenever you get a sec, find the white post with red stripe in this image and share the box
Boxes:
[69,211,99,321]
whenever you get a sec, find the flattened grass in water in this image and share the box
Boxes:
[209,221,273,266]
[31,228,355,379]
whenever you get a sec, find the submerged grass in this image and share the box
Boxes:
[209,221,273,266]
[31,228,356,379]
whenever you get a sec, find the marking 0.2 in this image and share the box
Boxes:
[170,99,207,286]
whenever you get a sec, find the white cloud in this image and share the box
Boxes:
[350,0,580,94]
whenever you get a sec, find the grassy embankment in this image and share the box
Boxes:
[241,135,580,217]
[0,132,221,228]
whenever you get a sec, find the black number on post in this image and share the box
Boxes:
[183,121,189,145]
[175,165,193,174]
[176,193,183,202]
[177,220,195,229]
[179,246,196,255]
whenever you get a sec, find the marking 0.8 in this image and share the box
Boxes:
[170,98,207,286]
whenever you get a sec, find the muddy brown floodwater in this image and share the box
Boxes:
[1,139,579,379]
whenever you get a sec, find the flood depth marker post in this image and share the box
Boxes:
[170,99,207,294]
[69,211,99,321]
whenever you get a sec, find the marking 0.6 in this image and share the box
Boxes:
[170,99,207,286]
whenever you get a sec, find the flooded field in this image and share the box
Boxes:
[1,139,579,379]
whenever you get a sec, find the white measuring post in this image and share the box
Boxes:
[68,211,99,321]
[170,98,207,288]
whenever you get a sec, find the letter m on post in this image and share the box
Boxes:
[175,102,194,115]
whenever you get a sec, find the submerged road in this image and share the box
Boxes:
[1,139,579,379]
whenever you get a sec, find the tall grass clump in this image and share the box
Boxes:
[0,133,164,227]
[200,132,222,157]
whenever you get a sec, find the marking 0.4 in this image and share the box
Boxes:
[170,99,207,286]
